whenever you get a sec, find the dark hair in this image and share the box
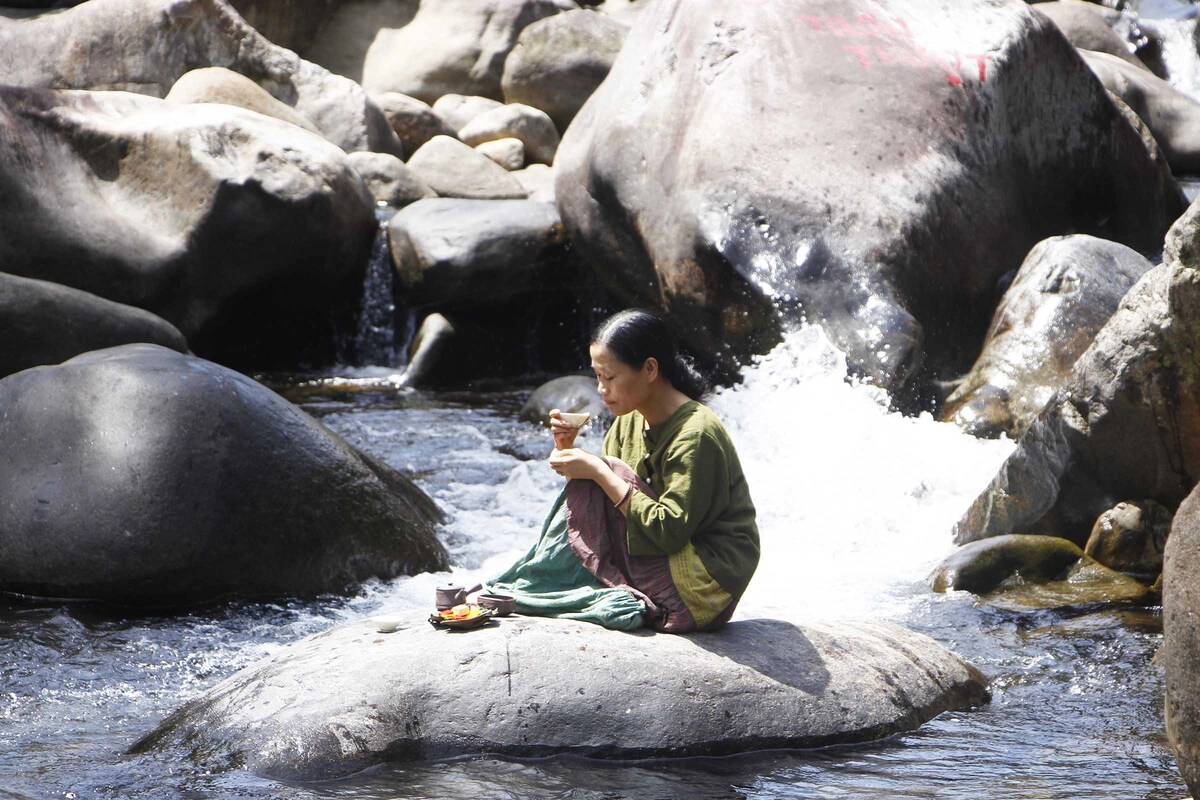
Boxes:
[591,309,710,400]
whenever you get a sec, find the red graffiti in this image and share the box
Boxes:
[840,45,995,85]
[796,12,912,40]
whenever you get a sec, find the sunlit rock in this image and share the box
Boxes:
[940,235,1153,439]
[476,137,526,170]
[372,91,456,154]
[501,9,628,132]
[556,0,1185,391]
[518,374,609,425]
[346,151,437,208]
[406,136,529,199]
[513,163,556,203]
[133,616,988,780]
[0,0,403,155]
[0,273,187,379]
[459,103,559,165]
[0,344,449,605]
[431,93,506,133]
[362,0,575,102]
[1165,482,1200,797]
[1033,1,1155,73]
[1081,50,1200,174]
[165,67,322,135]
[0,86,377,367]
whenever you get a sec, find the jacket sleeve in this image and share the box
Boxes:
[625,429,729,556]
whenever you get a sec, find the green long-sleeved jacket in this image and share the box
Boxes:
[603,400,760,599]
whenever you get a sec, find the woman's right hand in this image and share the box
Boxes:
[549,408,579,450]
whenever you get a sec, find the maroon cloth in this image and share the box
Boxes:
[563,458,698,633]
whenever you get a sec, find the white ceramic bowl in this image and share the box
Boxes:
[558,412,591,428]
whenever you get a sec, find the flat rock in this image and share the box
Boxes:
[0,344,449,605]
[556,0,1184,390]
[458,102,559,164]
[501,8,628,132]
[361,0,574,102]
[0,273,188,379]
[406,136,528,199]
[133,616,989,780]
[940,234,1153,439]
[0,0,403,156]
[0,86,376,367]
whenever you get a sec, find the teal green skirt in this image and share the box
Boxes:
[486,492,646,631]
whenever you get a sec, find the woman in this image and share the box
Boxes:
[487,310,759,632]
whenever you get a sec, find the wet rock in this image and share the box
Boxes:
[556,0,1184,390]
[501,9,628,132]
[931,534,1148,609]
[405,136,528,200]
[431,94,506,133]
[1165,483,1200,797]
[0,344,449,605]
[940,235,1153,439]
[512,163,556,203]
[361,0,575,103]
[1085,500,1170,581]
[1033,1,1152,73]
[346,151,436,208]
[0,86,376,367]
[0,0,403,156]
[458,103,559,165]
[954,259,1200,546]
[133,616,988,780]
[164,67,321,135]
[476,137,526,170]
[1081,50,1200,175]
[518,374,608,425]
[0,273,188,379]
[388,198,563,307]
[372,91,456,154]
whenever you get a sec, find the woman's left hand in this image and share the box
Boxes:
[548,448,605,481]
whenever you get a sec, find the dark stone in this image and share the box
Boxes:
[0,272,188,378]
[1085,500,1170,582]
[1165,483,1200,797]
[0,344,448,605]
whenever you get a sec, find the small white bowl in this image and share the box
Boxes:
[369,615,405,633]
[558,412,591,428]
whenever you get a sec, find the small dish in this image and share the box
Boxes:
[476,593,515,616]
[428,606,496,630]
[557,411,591,428]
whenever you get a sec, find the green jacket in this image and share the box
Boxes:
[603,400,760,599]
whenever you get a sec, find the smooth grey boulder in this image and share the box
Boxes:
[953,261,1200,546]
[0,86,376,366]
[501,9,628,132]
[477,137,526,170]
[556,0,1184,391]
[431,93,506,133]
[346,151,437,208]
[940,235,1153,439]
[0,344,449,605]
[0,0,403,156]
[133,616,988,780]
[372,91,456,154]
[164,67,321,135]
[1081,50,1200,175]
[1033,1,1152,72]
[1085,500,1170,581]
[405,136,528,200]
[388,198,563,307]
[458,103,559,164]
[1165,483,1200,797]
[0,273,188,378]
[361,0,576,102]
[518,374,608,425]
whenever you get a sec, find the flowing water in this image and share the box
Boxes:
[0,325,1186,799]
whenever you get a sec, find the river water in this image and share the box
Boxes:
[0,324,1186,799]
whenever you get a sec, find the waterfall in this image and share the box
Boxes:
[349,211,401,369]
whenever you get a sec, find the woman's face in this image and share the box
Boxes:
[590,343,654,417]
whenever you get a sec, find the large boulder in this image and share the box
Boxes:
[0,272,188,379]
[300,0,419,85]
[953,260,1200,546]
[0,86,376,367]
[226,0,340,55]
[1080,50,1200,175]
[133,616,988,780]
[501,9,628,132]
[1165,483,1200,797]
[361,0,576,102]
[518,374,608,425]
[0,0,403,156]
[388,198,564,307]
[1032,1,1152,72]
[0,344,449,605]
[555,0,1185,391]
[940,235,1153,439]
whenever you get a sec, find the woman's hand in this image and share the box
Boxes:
[549,408,580,450]
[548,447,605,481]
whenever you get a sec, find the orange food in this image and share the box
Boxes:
[440,604,481,620]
